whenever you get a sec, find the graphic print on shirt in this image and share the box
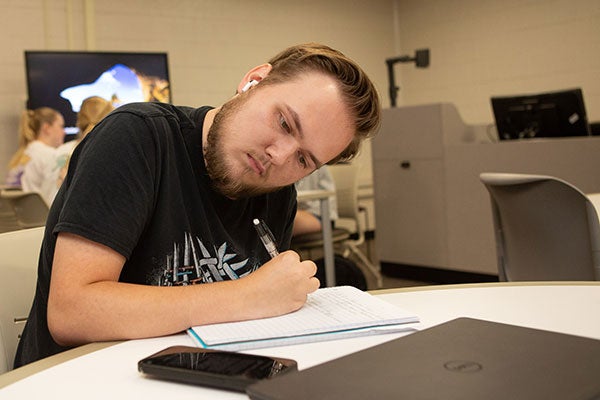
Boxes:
[157,232,258,286]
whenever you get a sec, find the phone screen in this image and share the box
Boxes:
[138,346,297,392]
[144,351,288,379]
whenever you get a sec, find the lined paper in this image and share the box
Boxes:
[187,286,419,350]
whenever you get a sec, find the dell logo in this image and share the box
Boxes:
[444,360,483,373]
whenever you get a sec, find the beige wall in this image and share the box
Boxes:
[1,0,598,199]
[391,0,600,126]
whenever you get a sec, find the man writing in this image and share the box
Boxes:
[14,43,381,368]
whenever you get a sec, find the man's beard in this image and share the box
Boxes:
[204,95,283,199]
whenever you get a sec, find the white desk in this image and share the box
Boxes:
[296,189,336,286]
[2,282,599,398]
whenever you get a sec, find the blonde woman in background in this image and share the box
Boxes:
[56,96,114,186]
[5,107,65,204]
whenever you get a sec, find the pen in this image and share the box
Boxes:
[253,218,280,259]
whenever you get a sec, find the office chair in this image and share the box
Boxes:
[292,163,383,288]
[480,173,600,281]
[0,191,49,233]
[0,226,45,373]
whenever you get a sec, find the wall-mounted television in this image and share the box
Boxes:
[491,88,590,140]
[25,51,171,136]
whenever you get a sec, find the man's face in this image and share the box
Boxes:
[205,72,354,198]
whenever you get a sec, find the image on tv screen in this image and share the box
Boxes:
[25,51,171,135]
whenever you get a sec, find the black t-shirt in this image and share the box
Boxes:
[14,103,296,367]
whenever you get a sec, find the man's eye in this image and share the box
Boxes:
[298,152,308,168]
[279,114,291,133]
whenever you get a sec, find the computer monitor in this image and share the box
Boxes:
[491,88,590,140]
[24,51,171,137]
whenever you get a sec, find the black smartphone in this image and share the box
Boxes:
[137,345,298,392]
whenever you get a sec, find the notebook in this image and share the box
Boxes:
[246,317,600,400]
[187,286,419,351]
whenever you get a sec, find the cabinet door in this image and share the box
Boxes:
[373,159,447,267]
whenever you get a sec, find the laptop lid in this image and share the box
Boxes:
[246,317,600,400]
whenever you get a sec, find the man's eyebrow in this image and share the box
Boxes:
[286,105,323,168]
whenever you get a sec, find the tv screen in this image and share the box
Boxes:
[491,88,590,140]
[25,51,171,136]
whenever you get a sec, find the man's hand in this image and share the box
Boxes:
[236,250,320,317]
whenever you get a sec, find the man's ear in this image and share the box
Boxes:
[237,63,272,94]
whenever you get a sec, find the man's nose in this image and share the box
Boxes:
[265,135,297,166]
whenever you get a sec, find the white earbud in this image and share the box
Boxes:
[241,80,259,93]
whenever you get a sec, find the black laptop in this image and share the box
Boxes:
[246,317,600,400]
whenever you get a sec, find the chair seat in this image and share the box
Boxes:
[291,228,350,250]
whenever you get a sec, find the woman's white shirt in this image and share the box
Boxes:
[21,141,61,206]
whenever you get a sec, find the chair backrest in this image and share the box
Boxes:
[0,191,49,232]
[328,163,364,244]
[480,172,600,281]
[0,226,44,373]
[0,195,21,233]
